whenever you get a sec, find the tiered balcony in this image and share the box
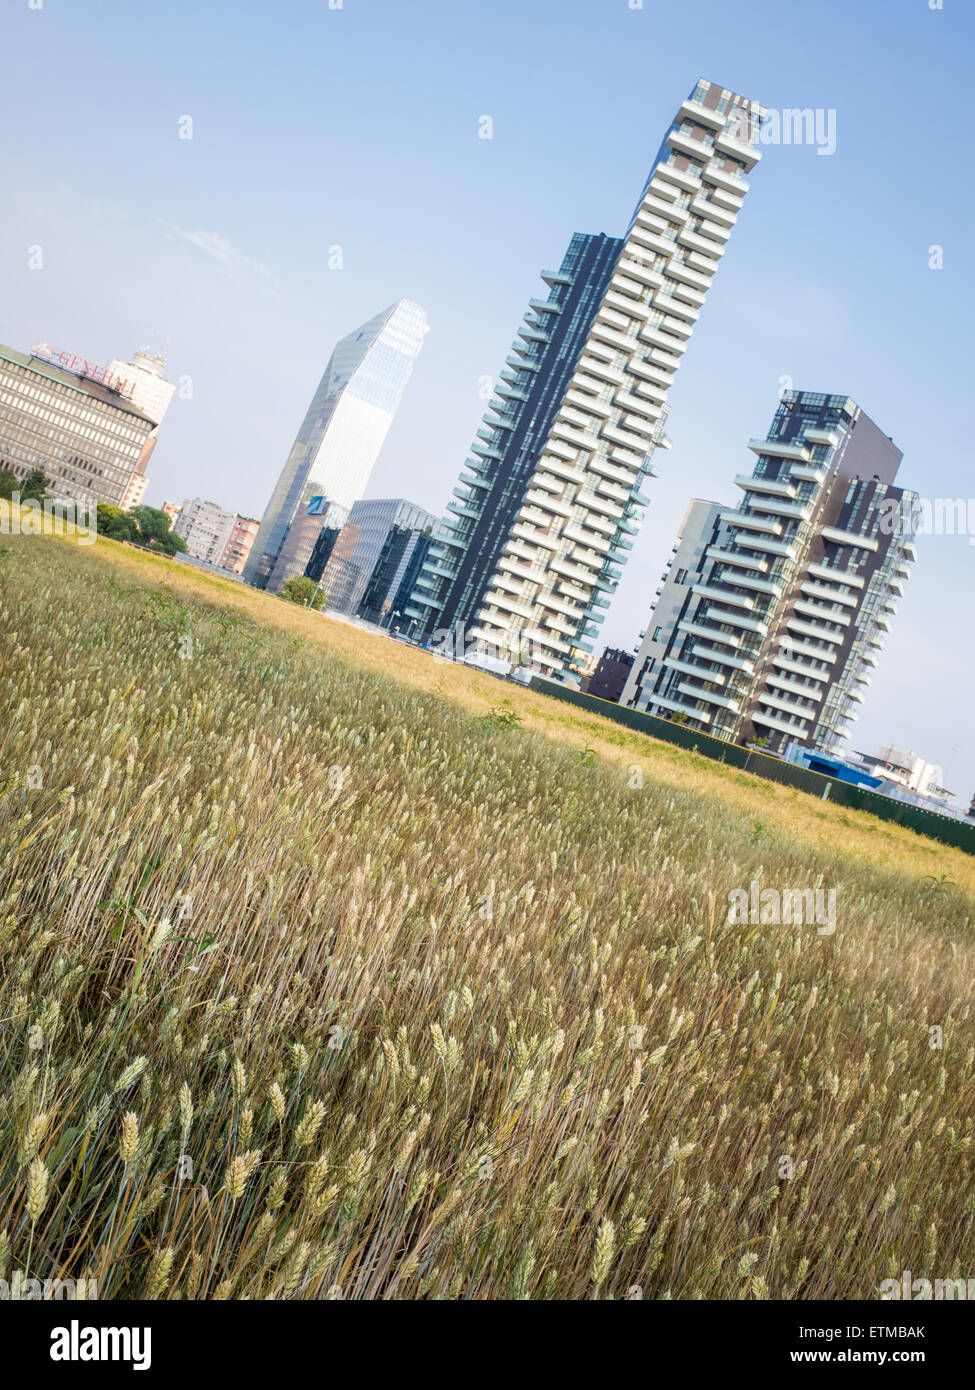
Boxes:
[748,438,811,462]
[735,471,796,498]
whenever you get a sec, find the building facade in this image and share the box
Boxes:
[0,342,174,509]
[172,499,261,573]
[628,497,724,693]
[173,498,236,565]
[314,498,437,621]
[244,300,428,591]
[581,647,635,702]
[218,514,260,575]
[621,391,918,754]
[408,78,765,681]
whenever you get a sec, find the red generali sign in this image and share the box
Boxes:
[29,342,135,398]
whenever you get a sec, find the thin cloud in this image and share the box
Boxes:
[159,221,280,291]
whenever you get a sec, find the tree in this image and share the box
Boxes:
[131,505,187,555]
[95,504,138,543]
[20,468,49,503]
[0,468,20,501]
[281,576,322,608]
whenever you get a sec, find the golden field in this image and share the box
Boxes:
[0,528,972,1299]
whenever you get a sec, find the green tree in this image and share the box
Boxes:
[281,576,322,608]
[95,504,137,543]
[131,505,187,555]
[19,468,48,502]
[0,468,20,501]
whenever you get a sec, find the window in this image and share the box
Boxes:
[652,626,662,643]
[675,568,687,584]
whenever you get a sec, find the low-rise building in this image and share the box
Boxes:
[0,342,174,508]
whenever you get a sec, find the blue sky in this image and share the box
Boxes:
[3,0,974,803]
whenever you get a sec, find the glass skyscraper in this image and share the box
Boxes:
[314,497,437,621]
[408,78,765,682]
[245,299,428,591]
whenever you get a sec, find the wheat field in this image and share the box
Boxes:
[1,530,973,1300]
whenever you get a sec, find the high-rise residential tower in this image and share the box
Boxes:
[245,299,428,590]
[621,391,918,755]
[408,78,765,679]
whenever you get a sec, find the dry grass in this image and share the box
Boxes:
[0,529,973,1300]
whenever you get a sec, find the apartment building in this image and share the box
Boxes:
[621,390,918,754]
[408,77,765,681]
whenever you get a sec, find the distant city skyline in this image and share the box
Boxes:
[2,0,972,798]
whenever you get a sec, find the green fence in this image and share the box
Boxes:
[528,678,975,856]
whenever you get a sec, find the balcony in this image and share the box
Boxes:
[699,219,732,243]
[806,561,864,589]
[668,260,713,292]
[766,672,824,700]
[691,642,755,674]
[578,355,626,386]
[776,639,836,665]
[704,162,750,196]
[495,381,529,403]
[664,656,726,685]
[639,194,690,226]
[709,185,744,213]
[728,572,783,598]
[650,693,713,725]
[707,547,767,573]
[789,463,828,484]
[752,709,808,736]
[678,681,739,712]
[786,616,844,644]
[752,498,813,522]
[793,599,851,626]
[714,128,762,168]
[742,536,799,559]
[690,194,737,227]
[655,293,699,323]
[540,268,572,286]
[748,438,811,462]
[692,582,754,609]
[757,691,817,722]
[735,472,796,498]
[678,98,726,131]
[802,428,839,448]
[677,226,726,259]
[801,580,857,608]
[720,508,782,535]
[667,129,714,161]
[820,525,880,552]
[677,619,742,648]
[524,488,572,518]
[706,606,768,635]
